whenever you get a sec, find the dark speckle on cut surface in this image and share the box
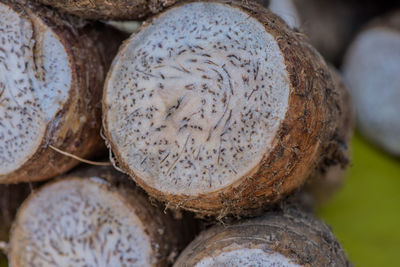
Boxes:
[0,3,70,175]
[105,2,290,195]
[11,178,153,266]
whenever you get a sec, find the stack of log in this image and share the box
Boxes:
[1,0,397,265]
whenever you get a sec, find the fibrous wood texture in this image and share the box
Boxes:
[174,205,351,267]
[0,0,123,183]
[38,0,178,20]
[103,0,352,216]
[9,166,196,266]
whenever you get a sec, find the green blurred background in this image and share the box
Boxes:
[318,132,400,267]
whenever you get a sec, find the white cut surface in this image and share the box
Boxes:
[343,28,400,155]
[194,247,301,267]
[0,3,71,175]
[105,2,290,195]
[269,0,300,29]
[11,178,154,266]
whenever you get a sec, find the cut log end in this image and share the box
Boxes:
[0,2,71,176]
[9,165,195,266]
[174,206,351,267]
[0,0,122,183]
[343,23,400,155]
[10,178,154,265]
[193,247,301,267]
[104,2,290,196]
[103,0,351,216]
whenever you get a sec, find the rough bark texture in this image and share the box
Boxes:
[174,204,351,267]
[103,0,352,217]
[9,166,198,266]
[37,0,178,20]
[306,66,353,203]
[0,0,124,183]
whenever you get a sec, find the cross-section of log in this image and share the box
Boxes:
[343,11,400,156]
[174,206,350,267]
[9,166,195,266]
[37,0,178,20]
[0,0,121,183]
[103,0,351,216]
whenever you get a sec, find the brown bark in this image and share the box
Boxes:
[103,0,352,217]
[174,204,351,267]
[9,166,198,266]
[37,0,178,20]
[0,0,124,183]
[306,66,353,203]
